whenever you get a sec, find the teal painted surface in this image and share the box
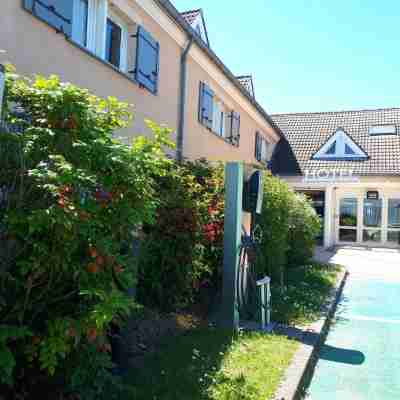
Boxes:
[220,162,243,330]
[308,278,400,399]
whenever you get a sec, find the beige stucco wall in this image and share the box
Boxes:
[0,0,181,144]
[0,0,280,165]
[184,54,279,164]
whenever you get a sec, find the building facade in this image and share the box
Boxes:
[0,0,281,165]
[271,108,400,249]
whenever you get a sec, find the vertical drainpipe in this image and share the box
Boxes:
[176,37,193,162]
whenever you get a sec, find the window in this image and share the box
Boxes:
[105,18,121,68]
[312,129,368,160]
[338,198,358,243]
[198,82,240,146]
[24,1,160,94]
[104,7,129,72]
[369,125,397,136]
[326,142,336,155]
[363,199,382,228]
[388,199,400,245]
[212,100,225,137]
[345,143,355,155]
[388,199,400,228]
[255,132,270,164]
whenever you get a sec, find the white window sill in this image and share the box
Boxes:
[67,38,157,96]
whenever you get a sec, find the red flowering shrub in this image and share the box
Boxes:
[137,159,225,311]
[0,71,172,399]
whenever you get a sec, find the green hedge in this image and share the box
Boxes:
[287,193,321,268]
[258,174,321,286]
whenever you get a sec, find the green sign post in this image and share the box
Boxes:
[220,162,243,330]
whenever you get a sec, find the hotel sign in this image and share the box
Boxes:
[303,169,360,183]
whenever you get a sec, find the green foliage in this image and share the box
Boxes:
[126,328,298,400]
[258,174,321,286]
[137,159,225,311]
[272,263,341,325]
[0,71,172,397]
[0,326,32,386]
[258,175,293,286]
[287,194,321,268]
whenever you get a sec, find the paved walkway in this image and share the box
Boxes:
[308,246,400,399]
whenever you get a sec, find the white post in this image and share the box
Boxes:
[324,185,335,248]
[0,64,5,121]
[266,280,271,326]
[257,276,271,331]
[260,285,265,330]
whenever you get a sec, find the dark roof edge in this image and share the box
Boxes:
[276,172,400,178]
[154,0,283,139]
[272,106,400,117]
[198,9,210,48]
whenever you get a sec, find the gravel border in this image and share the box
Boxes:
[273,268,349,400]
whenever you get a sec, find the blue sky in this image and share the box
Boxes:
[173,0,400,114]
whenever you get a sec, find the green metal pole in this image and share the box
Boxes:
[220,162,243,330]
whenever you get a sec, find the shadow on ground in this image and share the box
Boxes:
[274,324,365,366]
[124,328,235,400]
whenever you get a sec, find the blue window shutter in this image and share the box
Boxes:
[24,0,73,38]
[198,82,214,129]
[255,131,261,161]
[198,82,205,124]
[230,112,240,146]
[135,26,160,94]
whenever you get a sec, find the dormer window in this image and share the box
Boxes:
[369,125,397,136]
[312,129,368,161]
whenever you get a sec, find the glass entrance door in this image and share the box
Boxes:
[387,199,400,246]
[362,198,383,243]
[336,192,400,247]
[338,198,358,243]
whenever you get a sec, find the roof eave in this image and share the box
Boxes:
[154,0,283,139]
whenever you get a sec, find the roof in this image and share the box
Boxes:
[180,9,202,25]
[155,0,283,139]
[271,108,400,176]
[236,75,255,99]
[180,8,210,47]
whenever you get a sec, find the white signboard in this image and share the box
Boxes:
[303,169,360,183]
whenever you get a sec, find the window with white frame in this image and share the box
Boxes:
[24,0,160,94]
[212,99,226,138]
[198,82,240,146]
[255,131,270,164]
[369,125,397,136]
[105,8,129,71]
[312,128,368,160]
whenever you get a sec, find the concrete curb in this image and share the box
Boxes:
[273,268,349,400]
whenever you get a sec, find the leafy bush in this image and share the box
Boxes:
[0,70,172,398]
[137,159,224,311]
[287,194,321,268]
[257,174,293,286]
[258,174,321,287]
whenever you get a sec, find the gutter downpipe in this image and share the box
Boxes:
[176,36,193,162]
